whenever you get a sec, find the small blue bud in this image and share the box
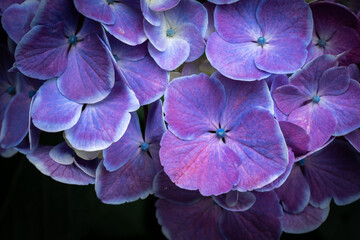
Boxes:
[317,39,327,48]
[166,29,175,37]
[141,142,149,152]
[68,35,78,45]
[216,128,226,138]
[257,36,266,47]
[6,86,15,95]
[312,95,320,103]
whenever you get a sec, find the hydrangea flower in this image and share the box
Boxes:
[308,1,360,64]
[95,100,164,204]
[27,142,100,185]
[160,72,288,196]
[107,34,168,105]
[74,0,146,46]
[144,0,207,70]
[206,0,313,80]
[140,0,180,26]
[31,77,139,151]
[154,171,283,240]
[275,140,360,233]
[273,55,360,150]
[1,0,39,44]
[15,0,114,104]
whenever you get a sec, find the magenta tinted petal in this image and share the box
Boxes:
[1,0,39,44]
[214,72,273,129]
[65,81,139,151]
[49,142,75,165]
[214,1,262,43]
[15,25,68,80]
[156,198,224,240]
[31,80,82,132]
[318,66,350,96]
[148,39,190,71]
[228,107,288,191]
[163,73,225,140]
[219,191,282,240]
[206,33,270,81]
[303,140,360,208]
[58,34,114,104]
[74,0,115,25]
[105,3,147,46]
[345,129,360,152]
[323,26,360,57]
[348,64,360,81]
[160,131,241,196]
[96,152,157,204]
[153,170,202,204]
[27,146,94,185]
[273,85,309,115]
[145,100,166,144]
[282,204,330,234]
[321,80,360,135]
[289,55,337,96]
[288,104,336,151]
[0,93,30,148]
[275,165,310,214]
[118,55,168,105]
[279,121,310,155]
[213,191,256,212]
[140,0,161,26]
[103,113,143,172]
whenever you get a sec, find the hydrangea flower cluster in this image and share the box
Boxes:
[1,0,360,239]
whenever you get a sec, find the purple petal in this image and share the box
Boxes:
[148,38,190,71]
[0,0,24,14]
[118,55,168,105]
[213,72,273,129]
[153,170,202,204]
[143,18,169,51]
[289,54,337,96]
[321,80,360,135]
[318,66,350,96]
[219,191,282,240]
[57,34,114,104]
[288,104,336,151]
[95,152,157,204]
[31,80,83,132]
[49,142,75,165]
[103,112,143,172]
[273,85,309,115]
[74,157,100,177]
[348,64,360,82]
[104,2,147,46]
[0,93,30,148]
[163,73,225,140]
[15,117,40,155]
[1,0,39,44]
[74,0,115,25]
[26,145,94,185]
[65,81,139,151]
[214,0,262,43]
[140,0,161,26]
[148,0,180,11]
[279,121,310,155]
[177,24,205,62]
[345,129,360,152]
[295,136,335,162]
[206,33,270,81]
[275,165,310,214]
[160,131,241,196]
[227,107,288,191]
[156,198,224,240]
[108,34,148,61]
[303,140,360,208]
[15,25,68,80]
[212,191,256,212]
[282,204,330,234]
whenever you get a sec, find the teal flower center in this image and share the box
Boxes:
[68,35,78,45]
[312,95,320,103]
[6,86,15,95]
[317,39,327,48]
[216,128,226,138]
[166,29,175,37]
[257,36,266,47]
[141,142,149,152]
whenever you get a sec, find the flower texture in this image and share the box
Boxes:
[140,0,180,26]
[206,0,313,80]
[160,72,288,196]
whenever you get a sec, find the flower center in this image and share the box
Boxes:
[317,39,327,48]
[6,86,15,95]
[257,36,266,47]
[113,54,120,62]
[68,35,78,45]
[298,159,305,166]
[107,0,115,4]
[29,90,36,98]
[166,29,175,37]
[141,142,149,152]
[216,128,226,138]
[312,95,320,103]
